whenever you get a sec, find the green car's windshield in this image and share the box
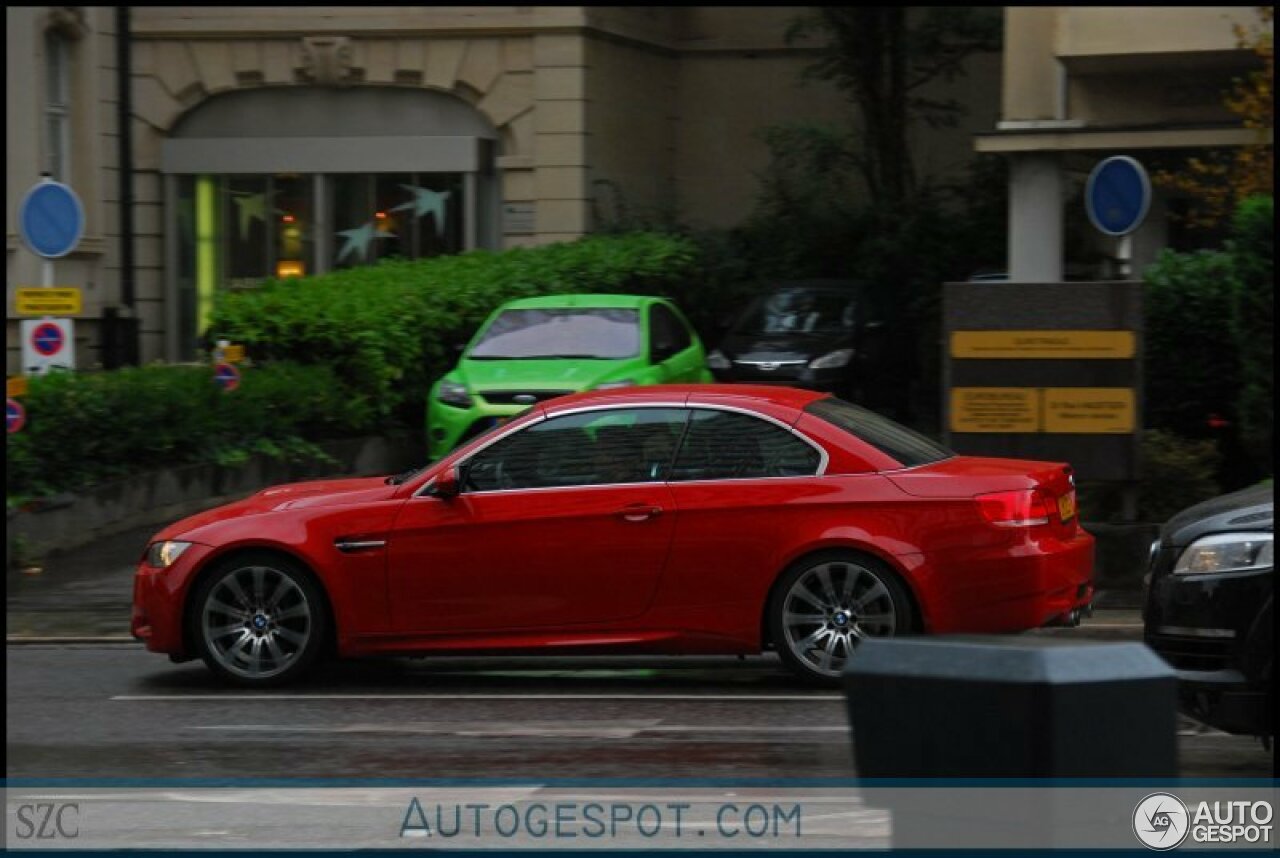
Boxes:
[469,308,641,360]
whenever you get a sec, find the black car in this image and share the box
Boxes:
[707,280,907,414]
[1143,482,1274,737]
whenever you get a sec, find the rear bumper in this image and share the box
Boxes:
[919,528,1096,634]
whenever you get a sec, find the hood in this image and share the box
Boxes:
[458,357,635,391]
[150,476,398,542]
[719,330,851,363]
[1160,483,1274,548]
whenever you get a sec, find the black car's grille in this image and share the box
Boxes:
[478,390,573,405]
[1146,634,1235,672]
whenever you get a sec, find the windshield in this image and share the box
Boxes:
[733,289,857,336]
[468,308,641,359]
[805,397,954,468]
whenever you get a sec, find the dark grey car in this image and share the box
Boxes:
[1142,483,1274,738]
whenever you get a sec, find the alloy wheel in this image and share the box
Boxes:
[780,559,898,678]
[200,564,313,681]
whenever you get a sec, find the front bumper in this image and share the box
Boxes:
[712,364,846,391]
[426,398,532,460]
[130,542,216,658]
[1144,562,1273,735]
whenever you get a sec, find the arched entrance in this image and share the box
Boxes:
[161,86,500,356]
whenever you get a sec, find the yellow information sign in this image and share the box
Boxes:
[951,387,1040,433]
[7,376,29,398]
[223,344,245,363]
[1043,387,1135,434]
[951,330,1135,359]
[15,287,83,316]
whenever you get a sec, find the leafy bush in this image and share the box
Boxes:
[1137,430,1222,523]
[207,234,700,431]
[1229,195,1273,475]
[1143,248,1242,439]
[6,362,373,505]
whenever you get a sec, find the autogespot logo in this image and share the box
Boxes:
[1133,793,1191,850]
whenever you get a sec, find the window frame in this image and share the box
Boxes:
[44,28,72,183]
[419,402,830,497]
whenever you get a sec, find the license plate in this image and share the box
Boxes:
[1058,491,1076,522]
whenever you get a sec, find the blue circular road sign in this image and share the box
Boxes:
[1085,156,1151,237]
[18,180,85,258]
[31,322,66,357]
[214,362,241,392]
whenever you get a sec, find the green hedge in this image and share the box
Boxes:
[1229,195,1273,475]
[207,234,700,430]
[6,362,374,505]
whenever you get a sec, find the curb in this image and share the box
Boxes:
[6,636,140,645]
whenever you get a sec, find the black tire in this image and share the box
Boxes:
[768,549,915,686]
[188,551,329,687]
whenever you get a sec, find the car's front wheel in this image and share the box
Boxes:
[190,552,328,686]
[770,551,914,685]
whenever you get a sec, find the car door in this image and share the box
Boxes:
[648,302,706,382]
[659,407,826,615]
[387,406,686,633]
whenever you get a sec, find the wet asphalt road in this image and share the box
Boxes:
[7,644,1274,780]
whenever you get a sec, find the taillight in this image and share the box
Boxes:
[975,489,1053,528]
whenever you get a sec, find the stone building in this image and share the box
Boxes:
[979,6,1273,282]
[7,6,1002,370]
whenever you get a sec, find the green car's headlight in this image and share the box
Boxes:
[146,541,193,569]
[437,380,472,408]
[1173,532,1273,574]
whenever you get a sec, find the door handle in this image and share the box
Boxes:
[616,503,663,522]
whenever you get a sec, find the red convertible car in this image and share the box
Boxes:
[132,385,1094,686]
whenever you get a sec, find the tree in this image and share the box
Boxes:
[1154,7,1273,231]
[786,7,1002,210]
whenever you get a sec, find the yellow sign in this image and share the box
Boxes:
[15,287,83,316]
[7,376,29,398]
[951,387,1040,433]
[1043,387,1135,434]
[951,330,1135,359]
[223,344,245,363]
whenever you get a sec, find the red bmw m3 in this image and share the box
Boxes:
[132,385,1094,686]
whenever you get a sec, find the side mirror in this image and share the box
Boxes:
[451,342,467,356]
[433,466,461,499]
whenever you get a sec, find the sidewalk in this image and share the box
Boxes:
[6,521,1146,641]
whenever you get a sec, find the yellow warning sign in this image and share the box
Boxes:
[951,330,1135,359]
[15,287,83,316]
[7,376,29,398]
[951,388,1040,433]
[1043,387,1135,434]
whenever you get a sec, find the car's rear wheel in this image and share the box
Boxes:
[190,552,327,686]
[770,551,913,685]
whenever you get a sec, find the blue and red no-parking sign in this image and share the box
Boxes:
[31,321,65,357]
[214,362,241,392]
[6,398,25,434]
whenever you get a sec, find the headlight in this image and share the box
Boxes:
[436,380,472,408]
[1173,532,1273,574]
[594,379,636,389]
[809,348,854,370]
[707,349,731,370]
[146,541,193,569]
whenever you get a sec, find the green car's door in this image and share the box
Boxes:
[647,301,712,383]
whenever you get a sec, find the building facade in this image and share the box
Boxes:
[8,6,1001,372]
[978,6,1272,282]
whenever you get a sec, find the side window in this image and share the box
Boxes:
[671,409,821,481]
[463,408,688,492]
[649,303,692,360]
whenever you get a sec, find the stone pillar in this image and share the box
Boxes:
[1008,152,1064,282]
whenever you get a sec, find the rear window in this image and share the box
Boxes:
[805,397,953,468]
[469,308,640,359]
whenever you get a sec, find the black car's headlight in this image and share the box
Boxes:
[436,380,472,408]
[809,348,854,370]
[1173,532,1273,574]
[146,541,193,569]
[707,349,731,370]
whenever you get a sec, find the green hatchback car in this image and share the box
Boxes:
[427,294,713,458]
